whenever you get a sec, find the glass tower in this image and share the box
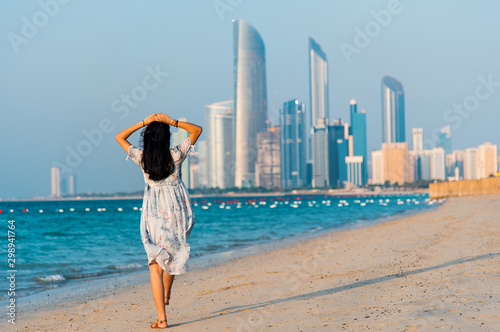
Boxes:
[206,100,235,189]
[309,37,329,127]
[280,99,306,188]
[233,19,268,188]
[349,99,367,185]
[381,76,405,143]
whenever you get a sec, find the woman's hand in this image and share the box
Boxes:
[143,113,175,126]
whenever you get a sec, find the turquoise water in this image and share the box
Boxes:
[0,193,434,299]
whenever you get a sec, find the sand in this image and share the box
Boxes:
[9,195,500,331]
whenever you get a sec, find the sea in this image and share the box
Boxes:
[0,192,437,301]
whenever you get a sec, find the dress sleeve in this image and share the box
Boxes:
[126,145,142,167]
[172,137,193,163]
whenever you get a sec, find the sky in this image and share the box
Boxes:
[1,0,500,199]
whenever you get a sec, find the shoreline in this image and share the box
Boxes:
[11,195,500,331]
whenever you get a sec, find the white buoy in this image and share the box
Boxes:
[58,209,64,213]
[117,208,123,212]
[85,208,90,211]
[202,206,209,210]
[70,208,75,212]
[39,209,44,213]
[133,207,138,210]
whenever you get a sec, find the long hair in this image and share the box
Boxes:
[140,121,174,181]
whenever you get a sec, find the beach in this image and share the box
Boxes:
[11,195,500,331]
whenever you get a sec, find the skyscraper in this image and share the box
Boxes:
[51,167,61,198]
[206,100,235,189]
[68,174,76,195]
[430,147,446,180]
[438,125,452,155]
[382,142,410,185]
[464,148,479,180]
[371,150,384,185]
[478,142,498,178]
[280,99,306,188]
[311,123,329,188]
[381,76,405,143]
[349,99,367,185]
[255,126,281,189]
[327,119,346,188]
[233,19,268,187]
[197,140,208,188]
[309,37,329,127]
[412,128,423,152]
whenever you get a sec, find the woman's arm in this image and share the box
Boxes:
[115,114,157,153]
[155,114,203,145]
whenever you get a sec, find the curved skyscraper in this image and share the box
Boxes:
[233,19,268,187]
[309,37,329,127]
[381,76,405,143]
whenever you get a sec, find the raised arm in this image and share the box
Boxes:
[155,113,203,145]
[115,114,158,153]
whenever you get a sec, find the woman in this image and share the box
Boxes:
[115,113,202,329]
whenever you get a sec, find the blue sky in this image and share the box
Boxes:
[1,0,499,199]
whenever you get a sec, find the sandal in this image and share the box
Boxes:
[151,319,168,329]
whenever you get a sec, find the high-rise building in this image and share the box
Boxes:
[463,148,479,180]
[478,142,498,178]
[381,76,405,143]
[233,19,268,188]
[280,99,306,188]
[197,140,208,188]
[371,150,384,185]
[349,99,367,184]
[327,119,346,188]
[430,147,446,180]
[51,167,61,198]
[189,163,199,189]
[311,122,329,188]
[408,150,418,183]
[206,101,235,189]
[438,125,452,155]
[309,37,329,127]
[412,128,423,152]
[346,156,364,186]
[255,126,281,188]
[419,150,432,181]
[171,118,190,188]
[382,142,410,185]
[68,174,76,195]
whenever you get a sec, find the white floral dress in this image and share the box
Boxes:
[126,137,195,275]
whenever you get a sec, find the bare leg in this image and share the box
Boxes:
[163,274,175,305]
[149,260,168,328]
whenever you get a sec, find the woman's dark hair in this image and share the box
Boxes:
[140,122,174,181]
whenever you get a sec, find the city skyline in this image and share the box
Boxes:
[2,1,500,198]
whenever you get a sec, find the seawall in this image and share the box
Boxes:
[429,177,500,199]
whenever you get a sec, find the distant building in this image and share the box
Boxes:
[51,167,61,198]
[255,126,281,189]
[438,125,452,155]
[478,142,498,178]
[197,140,208,188]
[189,163,200,189]
[337,139,348,186]
[381,76,405,143]
[463,148,479,180]
[311,121,329,188]
[327,119,346,188]
[419,150,432,181]
[346,156,363,186]
[371,150,384,185]
[349,99,367,185]
[430,147,446,180]
[309,37,329,127]
[280,99,306,188]
[382,142,410,185]
[408,150,418,183]
[233,19,268,188]
[68,174,76,195]
[206,101,235,189]
[412,128,423,152]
